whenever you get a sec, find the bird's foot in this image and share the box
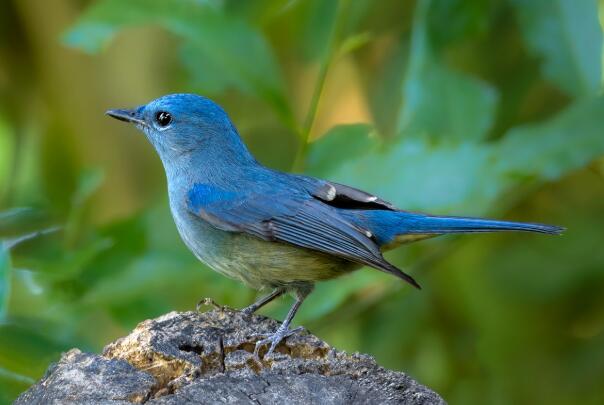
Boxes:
[195,297,224,312]
[252,325,305,360]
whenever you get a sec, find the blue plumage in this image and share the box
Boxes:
[106,93,563,358]
[345,210,563,247]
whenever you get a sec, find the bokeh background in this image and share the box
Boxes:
[1,0,604,403]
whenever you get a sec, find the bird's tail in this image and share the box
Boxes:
[353,210,564,248]
[395,213,564,235]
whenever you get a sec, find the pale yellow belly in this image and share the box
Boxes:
[208,233,359,290]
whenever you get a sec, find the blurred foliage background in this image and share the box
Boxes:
[1,0,604,403]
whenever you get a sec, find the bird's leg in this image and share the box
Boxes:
[242,288,285,316]
[253,285,313,359]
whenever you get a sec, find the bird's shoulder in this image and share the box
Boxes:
[185,167,397,213]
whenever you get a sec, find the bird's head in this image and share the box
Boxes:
[106,93,254,166]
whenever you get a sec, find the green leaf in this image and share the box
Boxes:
[5,227,61,251]
[337,32,373,57]
[511,0,603,97]
[397,0,498,142]
[0,367,34,405]
[309,96,604,215]
[425,0,489,47]
[0,243,10,319]
[0,323,66,380]
[311,130,490,212]
[0,208,42,237]
[0,115,15,201]
[63,0,293,126]
[16,236,112,282]
[0,208,32,226]
[81,252,196,306]
[293,0,338,61]
[306,124,378,175]
[70,168,104,209]
[494,96,604,181]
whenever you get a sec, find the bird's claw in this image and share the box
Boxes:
[195,297,224,312]
[252,326,304,360]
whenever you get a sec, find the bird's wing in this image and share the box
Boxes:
[294,176,396,211]
[186,184,419,288]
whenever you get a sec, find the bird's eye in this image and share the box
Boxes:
[155,111,172,127]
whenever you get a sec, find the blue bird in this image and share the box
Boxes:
[106,94,563,358]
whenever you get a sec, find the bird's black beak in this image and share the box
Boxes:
[105,107,146,127]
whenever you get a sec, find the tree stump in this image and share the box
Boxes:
[16,307,445,404]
